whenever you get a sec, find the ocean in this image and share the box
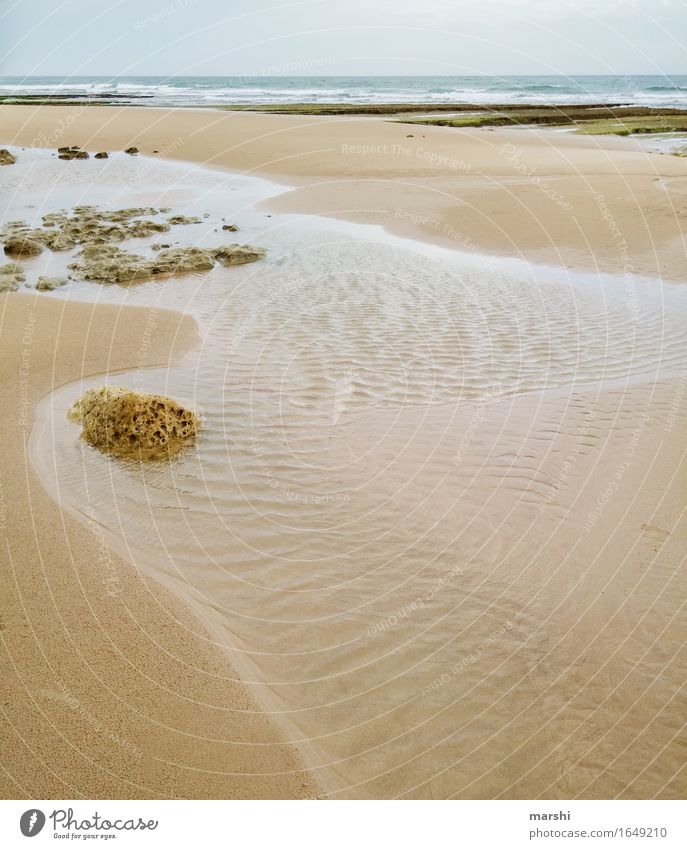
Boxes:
[1,74,686,108]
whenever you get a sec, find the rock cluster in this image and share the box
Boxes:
[1,206,172,257]
[0,204,266,286]
[58,146,89,160]
[68,243,265,284]
[0,149,16,165]
[68,386,199,460]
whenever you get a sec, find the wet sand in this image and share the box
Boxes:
[0,294,318,798]
[1,107,686,799]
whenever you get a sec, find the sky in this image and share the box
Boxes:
[1,0,686,77]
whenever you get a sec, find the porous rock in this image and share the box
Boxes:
[67,386,199,460]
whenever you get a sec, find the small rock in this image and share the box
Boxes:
[0,274,20,292]
[59,149,89,160]
[167,215,202,225]
[222,224,239,232]
[0,262,26,282]
[94,151,109,159]
[0,149,16,166]
[42,212,68,228]
[127,219,171,238]
[212,244,266,266]
[36,275,68,291]
[124,147,139,155]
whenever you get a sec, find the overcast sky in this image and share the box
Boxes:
[1,0,685,77]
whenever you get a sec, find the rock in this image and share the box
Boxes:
[222,224,239,232]
[167,215,201,225]
[148,247,215,274]
[212,244,266,266]
[65,220,128,245]
[3,236,44,257]
[46,232,78,251]
[0,149,16,165]
[0,262,26,283]
[69,244,216,284]
[160,207,171,213]
[59,149,89,160]
[42,212,68,228]
[127,219,171,238]
[150,243,172,251]
[94,151,109,159]
[102,207,159,222]
[0,274,21,292]
[124,147,139,155]
[67,385,199,460]
[2,219,27,231]
[68,245,151,284]
[36,275,68,291]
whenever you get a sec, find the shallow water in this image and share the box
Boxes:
[9,149,687,798]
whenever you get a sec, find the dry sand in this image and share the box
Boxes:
[0,293,318,798]
[0,105,686,799]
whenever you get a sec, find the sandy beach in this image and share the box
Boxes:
[0,293,318,798]
[0,104,686,800]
